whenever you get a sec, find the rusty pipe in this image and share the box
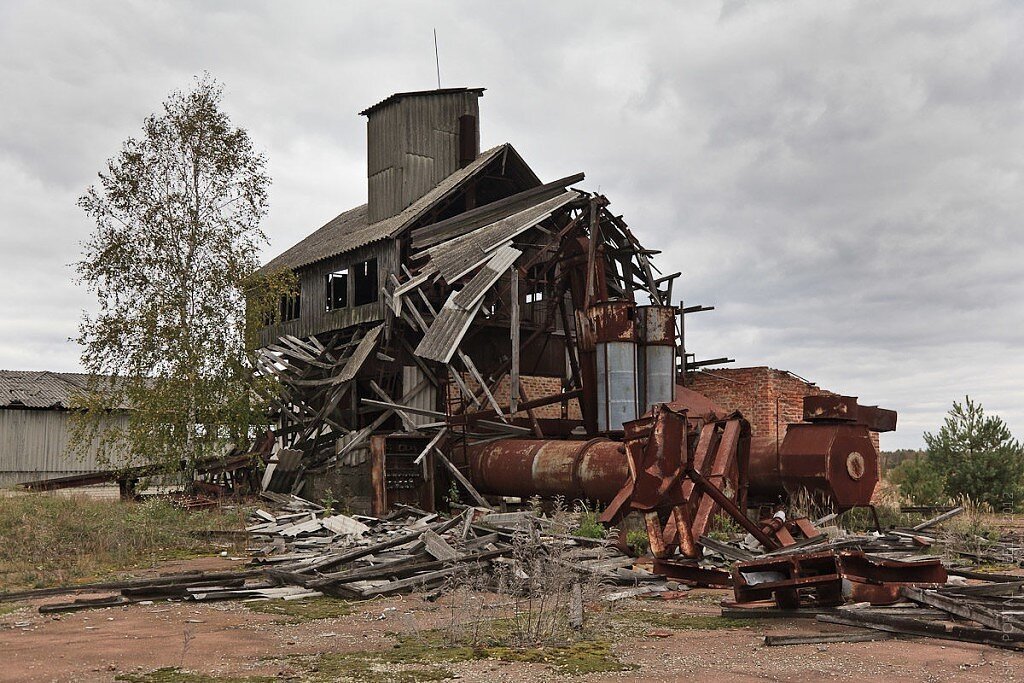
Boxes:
[465,438,630,504]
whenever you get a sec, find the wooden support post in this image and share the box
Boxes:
[510,267,520,414]
[584,197,600,308]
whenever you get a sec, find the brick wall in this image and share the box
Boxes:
[449,374,582,420]
[688,367,880,453]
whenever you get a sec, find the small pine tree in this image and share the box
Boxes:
[922,397,1024,510]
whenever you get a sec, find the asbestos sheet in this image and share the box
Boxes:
[414,246,522,363]
[427,190,577,282]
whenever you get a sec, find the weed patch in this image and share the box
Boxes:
[0,496,245,590]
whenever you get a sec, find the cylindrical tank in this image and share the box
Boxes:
[746,424,880,509]
[636,306,677,412]
[588,301,638,432]
[465,438,629,504]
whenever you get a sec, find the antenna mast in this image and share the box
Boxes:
[433,29,441,88]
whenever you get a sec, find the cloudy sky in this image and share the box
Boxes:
[1,1,1021,448]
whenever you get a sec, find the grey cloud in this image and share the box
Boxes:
[0,0,1020,449]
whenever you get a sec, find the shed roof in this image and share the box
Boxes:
[358,87,485,116]
[0,370,94,409]
[258,144,510,274]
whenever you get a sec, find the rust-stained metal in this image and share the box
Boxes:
[748,395,896,509]
[588,300,637,343]
[732,551,844,609]
[652,558,732,587]
[636,305,676,412]
[465,437,628,503]
[803,395,898,432]
[838,551,947,605]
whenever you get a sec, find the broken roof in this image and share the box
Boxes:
[258,144,514,274]
[0,370,93,409]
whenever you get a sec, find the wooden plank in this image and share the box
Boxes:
[413,427,447,466]
[420,529,458,561]
[411,172,585,249]
[817,612,1024,651]
[901,587,1024,633]
[433,447,492,509]
[763,631,897,646]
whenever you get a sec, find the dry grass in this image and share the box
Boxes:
[0,494,245,590]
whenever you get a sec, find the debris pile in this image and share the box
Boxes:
[246,494,661,600]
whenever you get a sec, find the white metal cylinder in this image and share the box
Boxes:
[596,341,638,431]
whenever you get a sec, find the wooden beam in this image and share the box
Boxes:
[510,267,520,414]
[433,447,492,509]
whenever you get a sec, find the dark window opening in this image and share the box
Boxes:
[353,258,379,307]
[279,290,301,321]
[326,268,349,311]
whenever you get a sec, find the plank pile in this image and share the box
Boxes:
[244,496,662,600]
[810,579,1024,650]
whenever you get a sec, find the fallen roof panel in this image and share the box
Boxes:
[427,190,579,283]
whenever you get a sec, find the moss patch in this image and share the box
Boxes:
[292,628,632,679]
[0,602,26,617]
[241,596,355,623]
[617,609,756,631]
[115,667,275,683]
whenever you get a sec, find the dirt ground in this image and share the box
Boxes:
[2,557,1022,683]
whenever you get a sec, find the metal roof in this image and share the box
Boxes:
[359,87,485,116]
[0,370,93,409]
[425,190,580,282]
[258,144,509,275]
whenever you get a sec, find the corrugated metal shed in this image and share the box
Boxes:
[0,370,92,409]
[258,144,508,275]
[359,87,486,117]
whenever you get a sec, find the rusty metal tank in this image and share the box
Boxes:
[465,438,629,504]
[749,396,897,509]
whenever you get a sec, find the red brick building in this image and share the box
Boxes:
[687,367,879,461]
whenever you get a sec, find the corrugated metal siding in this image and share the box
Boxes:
[258,241,399,346]
[368,91,480,223]
[401,365,436,428]
[0,409,129,486]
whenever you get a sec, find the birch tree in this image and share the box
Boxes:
[72,76,291,484]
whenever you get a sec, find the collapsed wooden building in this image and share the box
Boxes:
[254,88,896,561]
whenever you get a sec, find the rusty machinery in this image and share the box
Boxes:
[747,394,897,510]
[462,393,897,567]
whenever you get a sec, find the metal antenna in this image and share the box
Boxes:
[433,29,441,88]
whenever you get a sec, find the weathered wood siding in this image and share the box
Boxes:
[257,240,399,347]
[367,91,481,223]
[0,408,129,486]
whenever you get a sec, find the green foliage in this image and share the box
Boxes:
[901,397,1024,510]
[890,454,947,506]
[71,75,292,483]
[706,512,743,540]
[625,528,650,555]
[0,495,244,590]
[573,506,607,539]
[880,448,926,475]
